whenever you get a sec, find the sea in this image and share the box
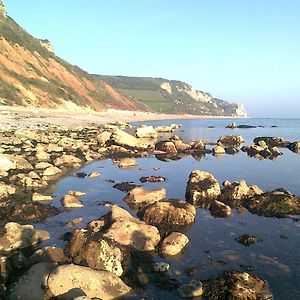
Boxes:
[38,118,300,299]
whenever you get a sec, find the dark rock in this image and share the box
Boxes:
[243,189,300,217]
[226,122,237,129]
[202,271,273,300]
[225,147,239,155]
[209,200,231,218]
[155,140,177,156]
[139,176,166,183]
[235,234,262,246]
[287,141,300,153]
[253,136,290,148]
[113,182,139,192]
[237,125,257,128]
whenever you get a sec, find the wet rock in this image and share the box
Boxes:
[243,189,300,217]
[218,135,244,146]
[253,136,290,148]
[136,125,158,139]
[113,157,138,168]
[202,271,273,299]
[170,135,191,152]
[61,194,84,208]
[0,182,16,199]
[225,146,239,155]
[139,176,166,183]
[209,200,231,217]
[32,192,53,202]
[110,128,150,151]
[89,171,101,178]
[191,140,206,151]
[66,217,84,227]
[178,280,203,298]
[235,234,262,246]
[47,264,131,299]
[124,187,166,206]
[220,180,263,205]
[212,145,226,155]
[43,166,61,176]
[8,262,57,300]
[226,122,237,129]
[97,131,112,146]
[54,154,81,168]
[288,141,300,153]
[103,205,160,251]
[185,170,221,207]
[153,262,170,272]
[113,182,139,192]
[155,140,177,156]
[139,200,196,230]
[0,222,49,254]
[161,232,189,256]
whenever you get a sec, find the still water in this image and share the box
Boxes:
[38,118,300,299]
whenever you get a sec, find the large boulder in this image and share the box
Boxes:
[218,135,244,146]
[202,271,273,299]
[253,136,290,147]
[139,200,196,231]
[136,126,158,139]
[97,131,112,146]
[103,205,160,251]
[155,140,177,156]
[185,170,221,207]
[47,264,131,299]
[110,128,150,150]
[124,187,166,206]
[243,189,300,217]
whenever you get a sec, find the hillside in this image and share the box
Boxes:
[0,2,142,111]
[95,75,247,117]
[0,1,246,116]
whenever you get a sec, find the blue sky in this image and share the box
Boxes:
[4,0,300,117]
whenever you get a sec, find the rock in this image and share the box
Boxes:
[110,128,150,150]
[32,192,53,201]
[185,170,221,207]
[54,154,81,168]
[0,182,16,199]
[97,131,112,146]
[47,264,131,299]
[61,194,84,208]
[202,271,273,299]
[235,234,262,246]
[124,187,166,206]
[35,162,53,170]
[191,140,206,151]
[8,262,57,300]
[136,125,158,138]
[36,150,50,161]
[113,157,138,168]
[43,166,61,176]
[253,136,290,148]
[66,217,84,227]
[0,222,49,254]
[155,140,177,156]
[0,155,16,171]
[5,155,33,170]
[220,180,263,205]
[155,124,180,133]
[209,200,231,217]
[68,190,86,196]
[225,146,239,155]
[178,280,203,298]
[113,182,139,192]
[89,171,101,178]
[243,189,300,217]
[161,232,189,256]
[139,176,166,183]
[103,205,160,251]
[212,145,226,155]
[29,246,70,265]
[226,122,237,129]
[139,200,196,230]
[237,124,256,128]
[288,141,300,153]
[153,262,170,272]
[218,135,244,145]
[47,143,64,152]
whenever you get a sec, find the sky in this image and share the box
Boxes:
[4,0,300,117]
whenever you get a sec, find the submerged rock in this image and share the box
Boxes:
[139,176,166,183]
[185,170,221,207]
[178,280,203,298]
[235,234,262,246]
[47,264,131,299]
[113,182,139,192]
[243,189,300,217]
[202,271,273,299]
[161,232,189,256]
[113,157,138,168]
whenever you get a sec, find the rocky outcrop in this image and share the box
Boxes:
[202,271,273,299]
[243,189,300,217]
[185,170,221,207]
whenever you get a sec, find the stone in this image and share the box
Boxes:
[235,234,262,246]
[185,170,221,207]
[191,140,206,151]
[288,141,300,153]
[97,131,112,146]
[136,125,158,138]
[153,262,170,272]
[32,192,53,201]
[110,128,150,150]
[226,122,237,129]
[209,200,231,217]
[36,150,51,161]
[202,271,273,299]
[178,280,203,298]
[0,182,16,199]
[54,154,81,168]
[43,166,61,176]
[155,124,180,133]
[253,136,290,147]
[139,176,166,183]
[103,205,160,251]
[0,155,16,171]
[8,262,57,300]
[47,264,131,299]
[161,232,189,256]
[114,157,138,168]
[218,135,244,145]
[61,194,84,208]
[35,162,53,170]
[237,124,256,128]
[68,190,86,196]
[89,171,101,178]
[47,143,64,152]
[124,187,166,206]
[139,200,196,229]
[155,140,177,156]
[29,247,70,265]
[113,182,139,192]
[212,145,226,155]
[0,222,49,254]
[243,189,300,217]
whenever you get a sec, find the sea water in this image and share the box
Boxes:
[39,118,300,299]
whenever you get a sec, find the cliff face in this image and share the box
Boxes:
[96,76,247,117]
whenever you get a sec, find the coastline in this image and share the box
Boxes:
[0,106,246,128]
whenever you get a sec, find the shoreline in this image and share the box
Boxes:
[0,106,246,128]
